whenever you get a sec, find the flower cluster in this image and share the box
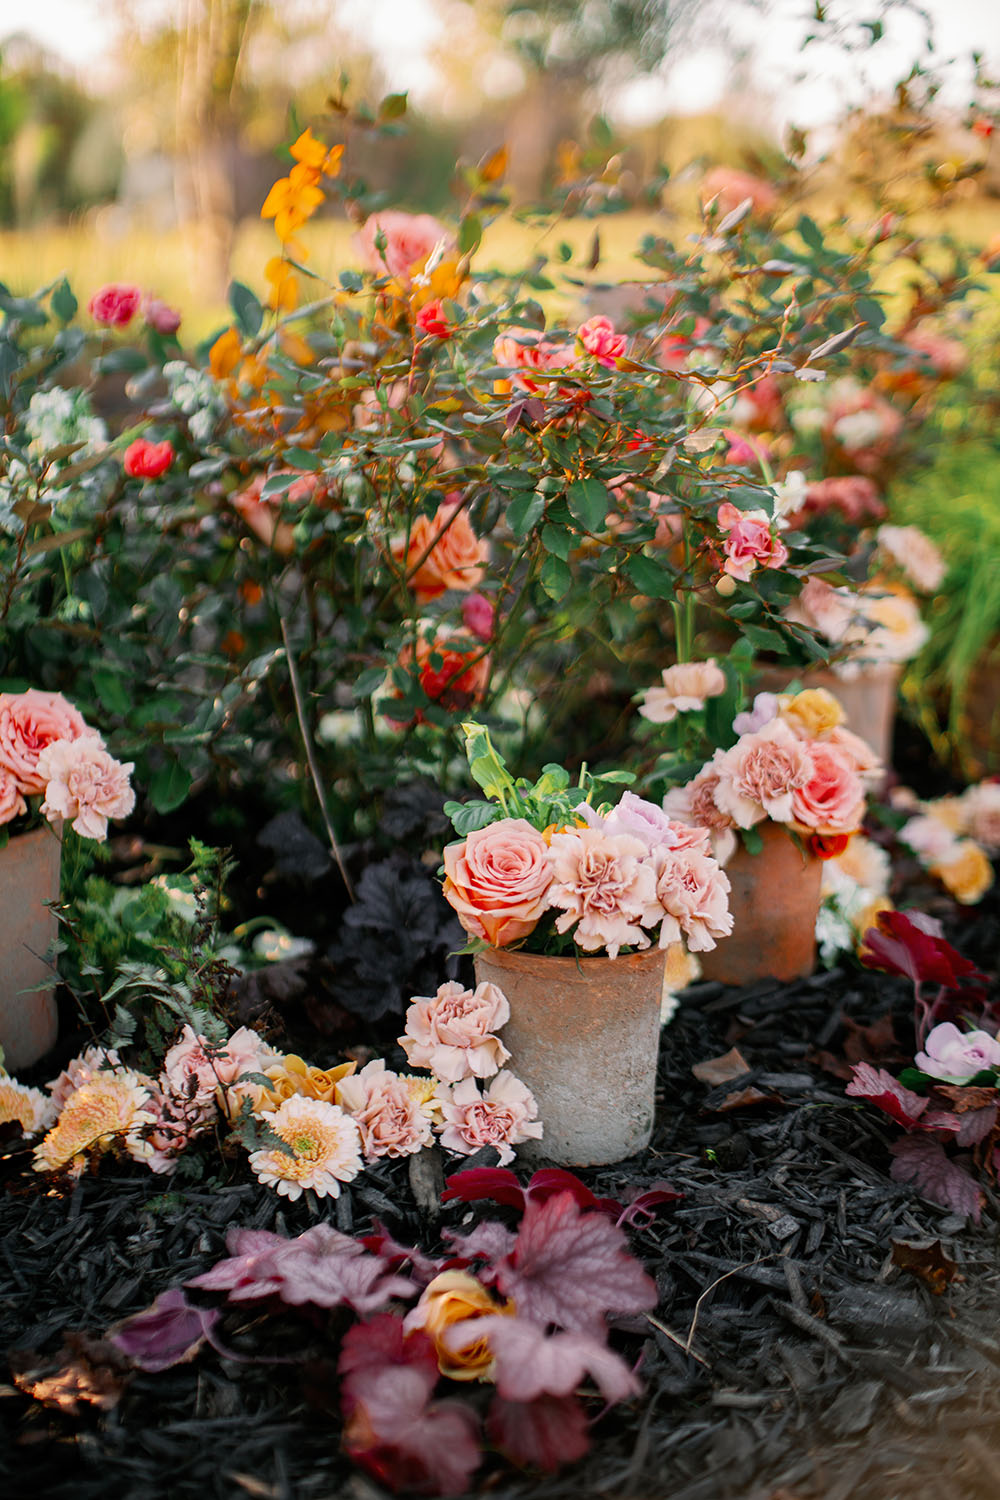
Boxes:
[897,780,999,905]
[0,689,134,841]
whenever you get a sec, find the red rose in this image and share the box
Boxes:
[124,439,174,479]
[416,299,451,339]
[88,284,142,328]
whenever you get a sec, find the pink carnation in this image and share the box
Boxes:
[577,315,627,369]
[713,719,814,828]
[88,283,142,327]
[161,1025,274,1108]
[436,1071,542,1166]
[546,826,659,957]
[442,818,553,947]
[654,846,733,953]
[0,689,93,794]
[355,211,451,284]
[0,766,26,826]
[716,502,788,582]
[790,742,866,836]
[662,756,738,865]
[36,737,134,841]
[399,980,511,1084]
[336,1060,434,1160]
[785,576,857,644]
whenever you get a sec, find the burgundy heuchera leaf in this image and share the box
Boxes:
[845,1063,929,1128]
[889,1136,983,1223]
[187,1224,416,1313]
[861,910,987,993]
[494,1190,657,1336]
[111,1288,219,1373]
[444,1315,640,1404]
[488,1392,590,1472]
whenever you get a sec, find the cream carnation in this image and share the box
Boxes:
[545,826,659,957]
[436,1071,542,1166]
[654,846,733,953]
[639,659,727,724]
[713,720,814,828]
[442,818,553,947]
[0,690,94,794]
[37,737,134,841]
[335,1059,434,1160]
[399,980,510,1083]
[876,525,946,593]
[249,1095,363,1201]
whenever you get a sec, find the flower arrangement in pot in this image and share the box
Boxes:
[440,722,733,1166]
[0,688,135,1070]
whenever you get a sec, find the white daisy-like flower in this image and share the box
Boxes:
[0,1077,58,1136]
[249,1095,363,1201]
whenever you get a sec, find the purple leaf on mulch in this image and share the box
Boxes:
[845,1063,929,1127]
[361,1222,446,1285]
[616,1180,684,1227]
[444,1314,640,1403]
[488,1391,590,1471]
[187,1224,416,1312]
[493,1191,657,1336]
[339,1313,480,1496]
[111,1288,220,1372]
[889,1135,983,1223]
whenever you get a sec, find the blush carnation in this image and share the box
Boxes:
[88,283,142,327]
[654,846,733,953]
[36,738,135,842]
[249,1095,363,1200]
[436,1071,542,1166]
[161,1025,275,1110]
[0,689,94,794]
[576,315,627,368]
[399,980,511,1083]
[914,1022,1000,1083]
[335,1060,434,1160]
[716,503,789,581]
[638,659,727,724]
[875,524,946,593]
[355,210,451,284]
[790,742,866,836]
[713,719,814,828]
[442,818,553,946]
[545,826,659,957]
[662,756,738,864]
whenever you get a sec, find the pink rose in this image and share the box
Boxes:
[723,431,771,469]
[576,315,627,369]
[461,591,495,641]
[716,502,789,581]
[399,980,510,1084]
[0,766,27,826]
[335,1060,434,1160]
[790,742,866,836]
[36,737,135,841]
[355,211,451,284]
[442,818,553,947]
[638,659,727,724]
[914,1021,1000,1083]
[436,1071,542,1166]
[702,166,778,217]
[654,846,732,953]
[714,720,814,828]
[546,826,659,957]
[142,295,182,335]
[0,690,94,794]
[492,333,575,394]
[88,283,142,327]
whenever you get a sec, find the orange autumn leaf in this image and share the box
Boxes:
[209,326,243,379]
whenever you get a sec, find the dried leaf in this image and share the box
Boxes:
[10,1334,130,1412]
[692,1047,751,1086]
[890,1238,961,1294]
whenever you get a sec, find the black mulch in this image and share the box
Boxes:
[3,912,1000,1500]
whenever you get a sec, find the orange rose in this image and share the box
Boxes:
[403,1270,514,1381]
[391,503,488,603]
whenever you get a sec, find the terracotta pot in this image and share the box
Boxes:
[699,821,822,986]
[473,944,667,1168]
[0,823,61,1072]
[753,662,901,774]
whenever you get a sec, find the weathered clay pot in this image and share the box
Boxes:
[473,944,667,1168]
[753,662,901,775]
[0,824,61,1072]
[699,821,823,986]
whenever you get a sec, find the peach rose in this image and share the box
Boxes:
[0,690,93,794]
[576,315,627,368]
[654,846,732,953]
[702,166,778,217]
[435,1071,542,1166]
[929,841,994,905]
[391,504,488,603]
[714,720,814,828]
[790,743,866,836]
[37,737,134,842]
[875,525,946,593]
[716,503,789,582]
[399,980,510,1083]
[0,766,27,825]
[404,1269,514,1381]
[355,210,451,284]
[335,1059,434,1160]
[639,659,727,724]
[442,818,553,946]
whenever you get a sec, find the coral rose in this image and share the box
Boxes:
[88,283,141,327]
[0,766,26,826]
[399,980,510,1083]
[391,503,488,602]
[416,298,451,339]
[355,210,451,284]
[717,503,788,581]
[36,738,135,842]
[124,438,174,479]
[577,315,627,368]
[442,818,553,946]
[436,1071,542,1166]
[714,720,814,828]
[0,689,93,794]
[790,743,866,836]
[404,1270,514,1381]
[639,659,727,724]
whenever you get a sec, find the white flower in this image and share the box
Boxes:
[816,902,855,965]
[249,1095,363,1200]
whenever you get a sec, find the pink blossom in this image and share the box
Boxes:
[0,766,26,825]
[732,692,780,736]
[336,1060,434,1160]
[436,1071,542,1166]
[161,1025,274,1108]
[790,742,866,836]
[399,980,511,1084]
[142,295,182,335]
[88,283,142,327]
[0,689,94,794]
[716,502,789,582]
[713,719,814,828]
[654,845,732,953]
[900,814,961,863]
[579,792,710,855]
[962,782,1000,854]
[723,431,771,469]
[442,818,553,947]
[36,737,134,841]
[662,757,738,864]
[914,1022,1000,1083]
[545,826,659,957]
[461,591,495,641]
[492,333,575,394]
[355,211,451,284]
[638,659,727,724]
[576,315,627,368]
[702,166,778,217]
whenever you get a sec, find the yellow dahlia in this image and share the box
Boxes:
[248,1095,363,1201]
[0,1077,57,1136]
[33,1072,155,1175]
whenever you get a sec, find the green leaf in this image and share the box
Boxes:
[444,799,498,835]
[540,553,571,599]
[149,761,193,814]
[742,623,788,655]
[458,213,483,256]
[95,348,148,376]
[742,825,764,856]
[379,91,408,120]
[507,490,545,538]
[626,552,675,600]
[797,215,824,253]
[352,667,386,700]
[566,478,608,534]
[540,523,572,560]
[229,281,264,339]
[459,722,516,807]
[856,296,885,330]
[92,668,132,716]
[50,278,78,322]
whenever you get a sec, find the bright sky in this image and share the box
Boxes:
[2,0,998,128]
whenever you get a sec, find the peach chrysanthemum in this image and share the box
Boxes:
[0,1077,57,1136]
[33,1072,155,1176]
[248,1095,363,1201]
